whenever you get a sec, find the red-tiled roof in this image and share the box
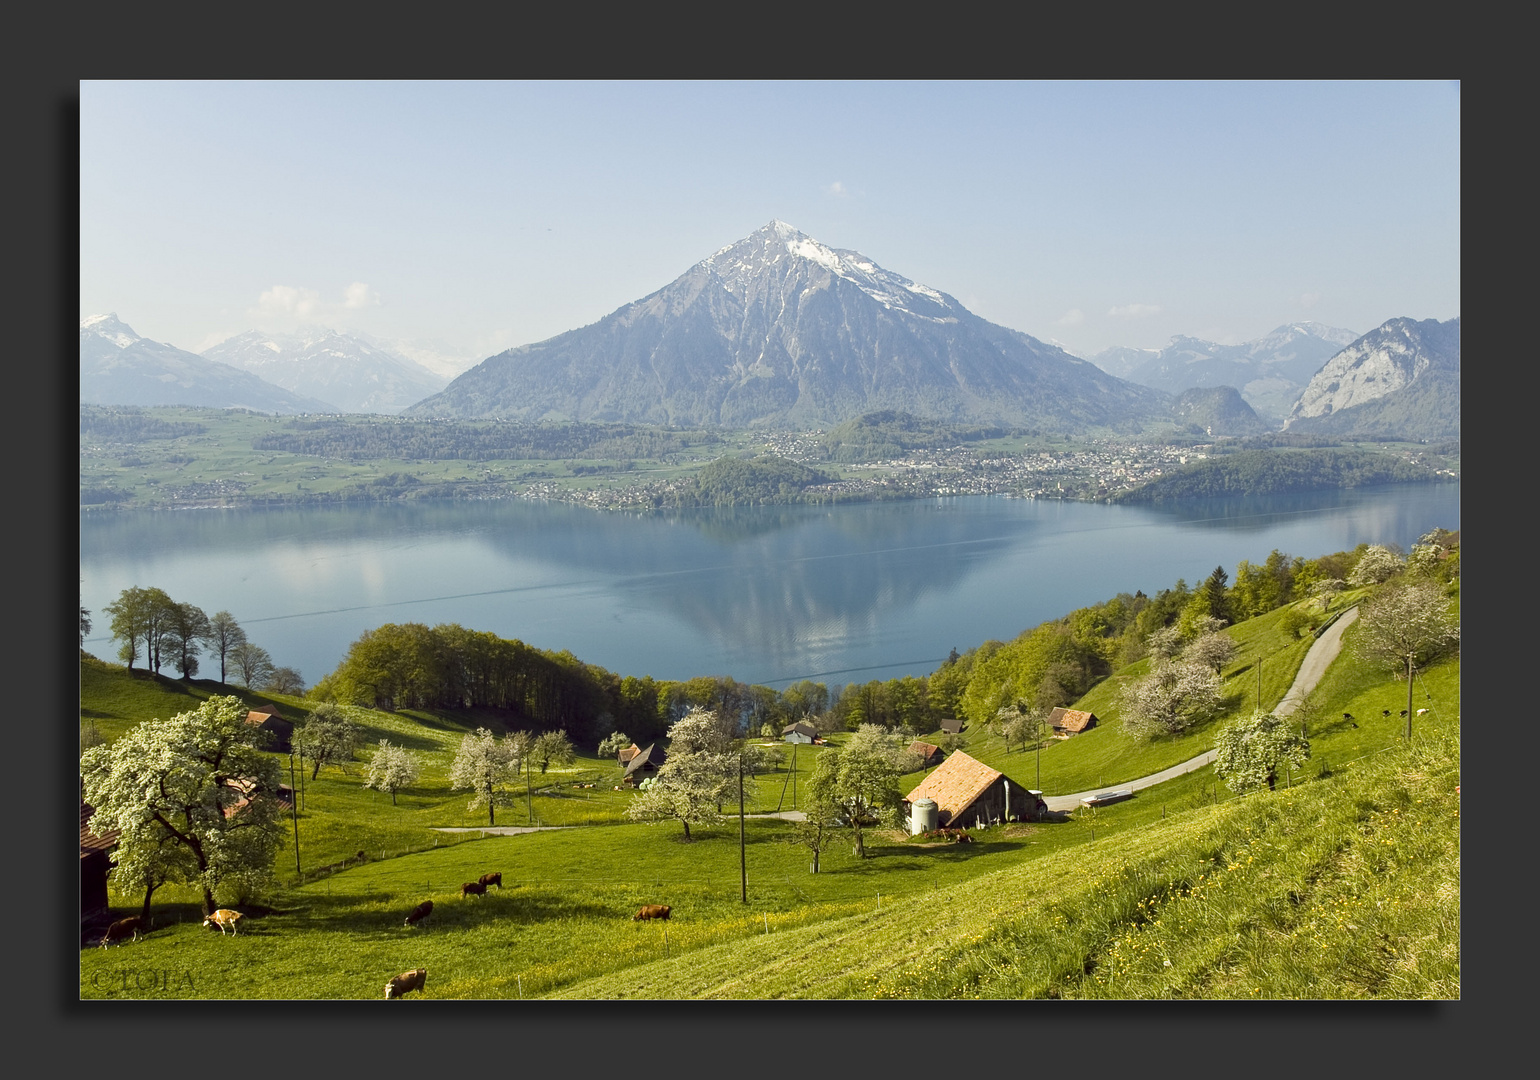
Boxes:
[1049,708,1097,733]
[904,751,1001,824]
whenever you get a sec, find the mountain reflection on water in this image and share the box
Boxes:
[79,484,1458,689]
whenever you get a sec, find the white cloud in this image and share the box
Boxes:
[1108,303,1163,319]
[826,181,848,197]
[250,282,380,325]
[1057,308,1086,326]
[344,282,380,309]
[256,284,322,319]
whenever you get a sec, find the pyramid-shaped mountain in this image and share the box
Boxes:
[405,221,1169,430]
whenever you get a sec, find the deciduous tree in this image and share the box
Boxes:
[531,730,576,774]
[1348,544,1404,586]
[164,601,210,680]
[203,611,246,685]
[1214,710,1310,794]
[791,749,843,873]
[294,703,360,780]
[1116,659,1224,739]
[79,695,285,916]
[1352,579,1460,737]
[230,641,275,689]
[832,725,906,857]
[450,727,521,826]
[364,739,422,805]
[625,707,738,840]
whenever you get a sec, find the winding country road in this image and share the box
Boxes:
[431,608,1361,832]
[1040,605,1359,812]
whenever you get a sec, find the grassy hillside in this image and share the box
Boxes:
[78,579,1458,999]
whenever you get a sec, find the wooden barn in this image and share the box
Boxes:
[939,716,966,735]
[617,742,642,766]
[1047,707,1098,738]
[80,800,119,929]
[244,703,293,752]
[907,740,944,771]
[901,751,1047,829]
[622,743,668,786]
[781,721,817,745]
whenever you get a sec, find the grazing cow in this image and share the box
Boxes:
[404,900,433,927]
[1417,708,1430,716]
[478,872,502,890]
[384,967,428,999]
[1399,710,1408,718]
[461,881,487,898]
[203,909,243,935]
[1343,713,1354,721]
[633,904,671,922]
[1383,709,1391,717]
[99,916,144,949]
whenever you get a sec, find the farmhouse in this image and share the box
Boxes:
[244,703,293,752]
[617,742,642,765]
[1047,707,1098,737]
[622,743,668,786]
[781,721,817,744]
[939,717,965,735]
[907,740,944,771]
[901,751,1047,830]
[80,800,119,929]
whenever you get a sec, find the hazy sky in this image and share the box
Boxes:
[80,80,1460,366]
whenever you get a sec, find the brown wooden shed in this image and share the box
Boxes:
[244,703,293,752]
[907,740,944,771]
[622,743,668,786]
[80,800,119,927]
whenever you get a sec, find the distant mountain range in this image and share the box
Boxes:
[1283,317,1460,439]
[405,221,1171,432]
[1089,322,1360,426]
[80,314,338,414]
[202,329,447,414]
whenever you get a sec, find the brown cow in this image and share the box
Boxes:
[478,872,502,890]
[99,916,144,948]
[203,909,244,935]
[404,900,433,927]
[384,967,428,999]
[461,881,487,898]
[633,904,671,921]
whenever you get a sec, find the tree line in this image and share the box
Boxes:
[1113,448,1445,502]
[95,586,301,693]
[252,417,723,462]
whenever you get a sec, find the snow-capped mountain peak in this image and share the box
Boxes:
[699,220,954,321]
[80,313,141,349]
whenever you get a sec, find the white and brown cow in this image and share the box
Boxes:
[99,916,145,948]
[385,967,428,999]
[203,908,244,935]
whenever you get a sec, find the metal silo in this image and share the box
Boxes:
[911,798,938,835]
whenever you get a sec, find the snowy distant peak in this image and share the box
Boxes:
[80,313,141,349]
[701,220,954,320]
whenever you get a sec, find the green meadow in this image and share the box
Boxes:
[78,583,1459,999]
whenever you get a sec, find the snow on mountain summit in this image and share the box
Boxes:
[700,220,955,322]
[80,313,141,349]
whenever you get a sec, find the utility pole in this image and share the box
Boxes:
[288,751,301,876]
[738,754,747,903]
[1406,650,1415,740]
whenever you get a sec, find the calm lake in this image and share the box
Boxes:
[79,484,1459,691]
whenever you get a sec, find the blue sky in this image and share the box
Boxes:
[80,80,1460,366]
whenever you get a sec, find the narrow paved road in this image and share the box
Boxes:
[427,610,1361,832]
[1041,606,1359,812]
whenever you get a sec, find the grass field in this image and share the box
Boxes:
[78,587,1459,999]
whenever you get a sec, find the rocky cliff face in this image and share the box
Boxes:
[1092,322,1359,427]
[1284,317,1460,438]
[406,221,1170,431]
